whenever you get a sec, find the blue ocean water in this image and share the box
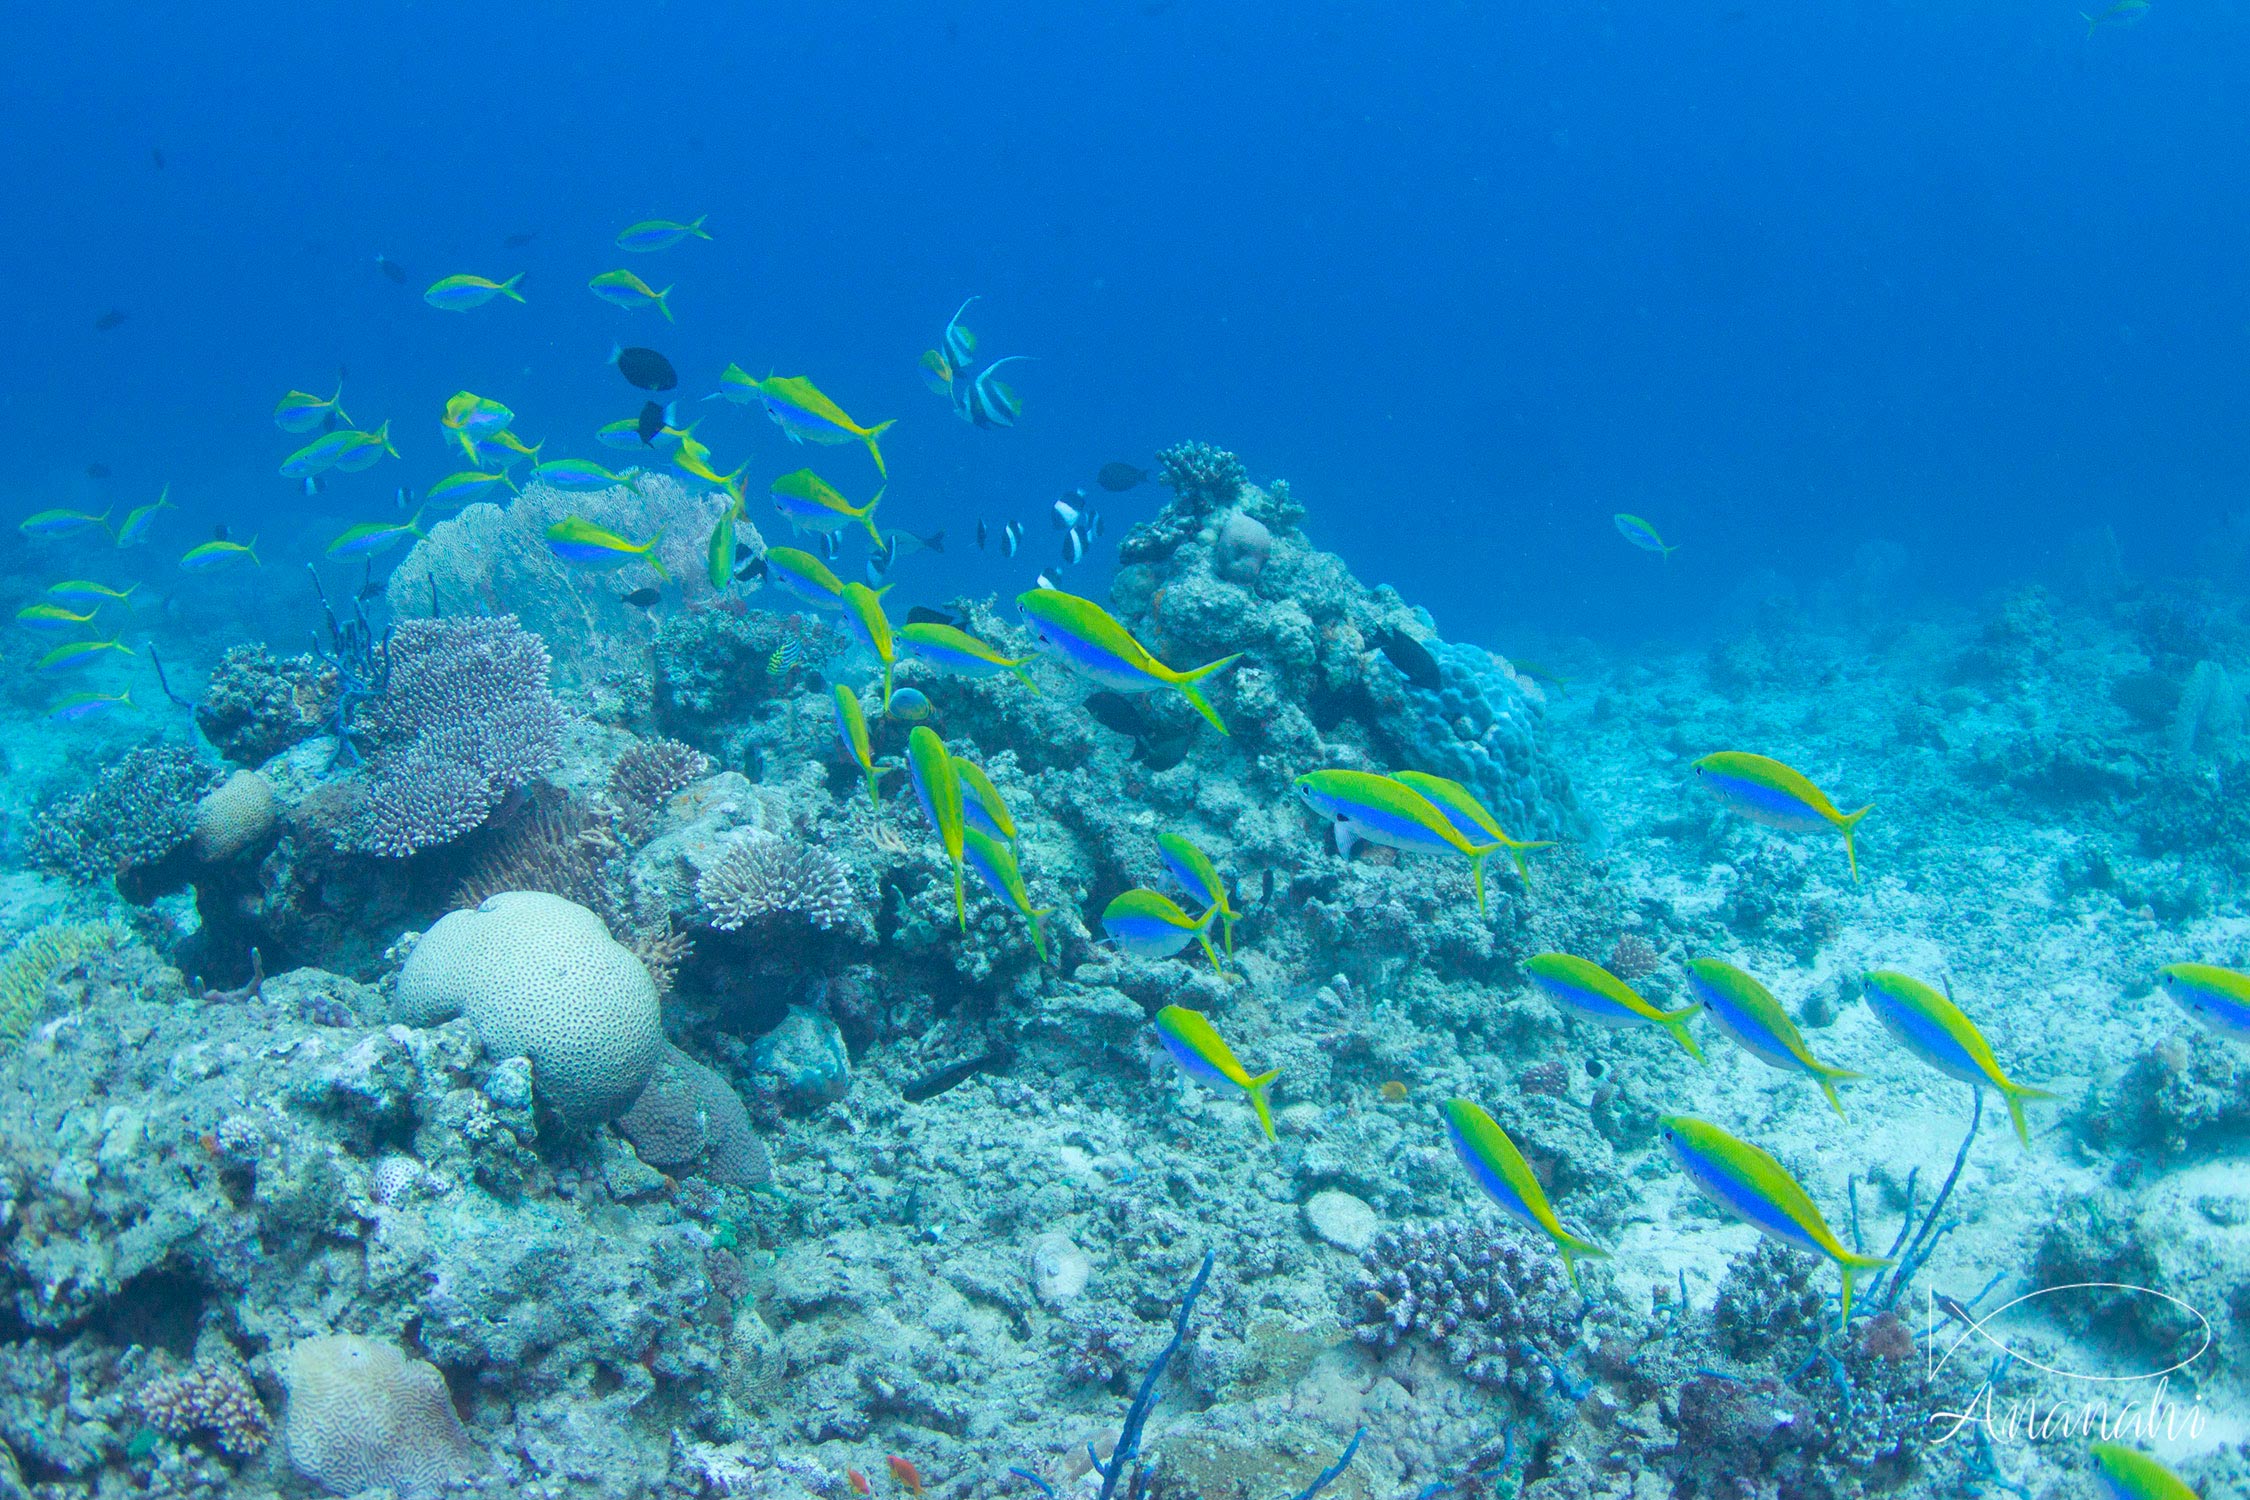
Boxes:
[2,2,2245,644]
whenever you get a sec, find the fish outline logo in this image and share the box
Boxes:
[1926,1282,2212,1385]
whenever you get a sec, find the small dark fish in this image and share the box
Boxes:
[374,254,407,285]
[620,586,661,609]
[906,603,969,629]
[213,523,231,541]
[1098,463,1149,493]
[93,308,128,332]
[503,231,536,249]
[734,542,754,561]
[85,463,111,480]
[612,345,679,392]
[736,557,767,582]
[1053,493,1084,529]
[636,400,669,445]
[1002,520,1022,557]
[902,1047,1016,1103]
[150,147,166,170]
[1084,690,1194,768]
[356,578,385,602]
[1369,624,1444,692]
[1133,728,1196,771]
[818,531,840,561]
[1082,691,1150,738]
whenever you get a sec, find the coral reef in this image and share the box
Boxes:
[1345,1221,1580,1397]
[0,922,120,1050]
[25,744,220,887]
[190,768,278,863]
[135,1360,269,1456]
[348,614,566,857]
[608,736,712,841]
[277,1333,480,1496]
[193,643,329,767]
[617,1042,772,1188]
[699,831,860,932]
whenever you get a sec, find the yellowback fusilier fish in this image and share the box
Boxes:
[1157,831,1237,956]
[1861,970,2055,1146]
[832,685,888,812]
[180,536,260,571]
[671,434,746,492]
[1293,768,1504,914]
[2089,1442,2197,1500]
[838,582,898,705]
[281,422,396,479]
[952,757,1017,844]
[2082,0,2152,35]
[616,216,711,252]
[1443,1098,1609,1293]
[1101,889,1222,975]
[1658,1114,1891,1330]
[115,484,175,547]
[1390,770,1559,893]
[1525,953,1705,1063]
[50,690,133,722]
[425,470,518,507]
[1692,751,1872,881]
[533,458,638,493]
[424,273,524,311]
[20,508,112,539]
[748,375,895,477]
[36,636,132,674]
[442,391,514,434]
[770,469,883,544]
[544,517,669,577]
[1687,958,1861,1117]
[589,268,674,320]
[706,503,736,590]
[897,621,1039,691]
[2156,962,2250,1045]
[963,827,1053,962]
[906,726,967,929]
[1153,1004,1278,1141]
[1016,588,1239,734]
[761,546,847,611]
[1613,513,1677,558]
[16,602,101,633]
[47,580,137,606]
[326,509,425,560]
[274,383,352,433]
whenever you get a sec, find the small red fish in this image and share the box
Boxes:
[847,1469,871,1497]
[886,1456,923,1497]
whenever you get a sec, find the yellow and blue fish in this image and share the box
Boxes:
[180,535,260,571]
[36,636,132,674]
[707,502,737,590]
[1659,1114,1891,1329]
[17,602,101,633]
[768,639,803,676]
[1390,770,1558,893]
[832,685,888,812]
[1525,952,1705,1063]
[2089,1442,2196,1500]
[1612,513,1677,558]
[770,469,884,545]
[49,690,134,722]
[533,458,637,493]
[2156,962,2250,1044]
[424,273,524,311]
[963,827,1053,962]
[1017,588,1238,734]
[906,725,967,929]
[459,428,542,470]
[1692,751,1872,882]
[1157,832,1237,956]
[616,215,711,252]
[589,269,673,319]
[47,580,137,607]
[953,757,1017,844]
[544,517,669,577]
[20,508,112,540]
[1101,888,1221,975]
[441,391,514,435]
[281,422,395,480]
[274,383,352,433]
[425,470,518,508]
[115,484,175,547]
[918,349,953,395]
[671,433,746,491]
[1687,958,1861,1117]
[758,545,847,612]
[897,621,1039,691]
[326,509,424,560]
[1153,1004,1278,1140]
[838,582,898,705]
[746,374,895,477]
[1862,970,2055,1146]
[1294,768,1504,914]
[1443,1098,1609,1293]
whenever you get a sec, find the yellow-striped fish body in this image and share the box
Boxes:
[2157,962,2250,1045]
[1862,970,2054,1146]
[1687,958,1860,1116]
[1525,952,1705,1063]
[906,725,966,929]
[1442,1098,1608,1292]
[1153,1004,1278,1140]
[1691,751,1872,881]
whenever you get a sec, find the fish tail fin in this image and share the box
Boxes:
[118,690,134,708]
[863,419,896,478]
[2002,1082,2060,1148]
[1815,1066,1865,1118]
[953,859,966,932]
[378,419,398,458]
[1465,846,1495,915]
[657,285,674,322]
[119,583,140,599]
[1246,1068,1280,1142]
[2081,10,2097,32]
[244,537,261,568]
[1008,659,1040,693]
[861,486,886,546]
[882,661,894,712]
[690,214,711,241]
[1835,1251,1893,1329]
[1661,1004,1708,1064]
[1501,835,1560,890]
[156,485,175,511]
[1170,651,1242,736]
[1029,907,1053,964]
[500,273,526,302]
[1555,1230,1610,1296]
[645,529,672,583]
[407,506,426,537]
[1837,803,1874,882]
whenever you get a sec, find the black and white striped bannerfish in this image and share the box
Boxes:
[954,355,1030,429]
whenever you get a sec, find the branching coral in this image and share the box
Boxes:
[136,1362,270,1456]
[1346,1222,1580,1396]
[1155,441,1248,508]
[25,745,221,886]
[1711,1240,1824,1360]
[698,833,858,932]
[0,922,122,1051]
[350,615,565,857]
[607,737,712,842]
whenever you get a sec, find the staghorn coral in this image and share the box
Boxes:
[608,737,713,842]
[25,744,221,886]
[699,832,858,932]
[1346,1221,1580,1396]
[0,922,122,1051]
[136,1361,270,1456]
[350,614,566,858]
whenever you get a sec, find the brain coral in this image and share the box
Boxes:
[395,892,662,1125]
[191,769,279,863]
[278,1334,478,1497]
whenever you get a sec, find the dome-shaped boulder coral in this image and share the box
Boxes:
[395,892,662,1125]
[278,1333,479,1497]
[190,769,279,863]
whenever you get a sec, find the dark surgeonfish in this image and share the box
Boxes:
[1368,624,1444,691]
[1082,691,1197,770]
[374,254,408,285]
[611,344,678,392]
[1098,462,1150,492]
[94,308,128,332]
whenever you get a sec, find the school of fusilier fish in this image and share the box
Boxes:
[13,213,2229,1496]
